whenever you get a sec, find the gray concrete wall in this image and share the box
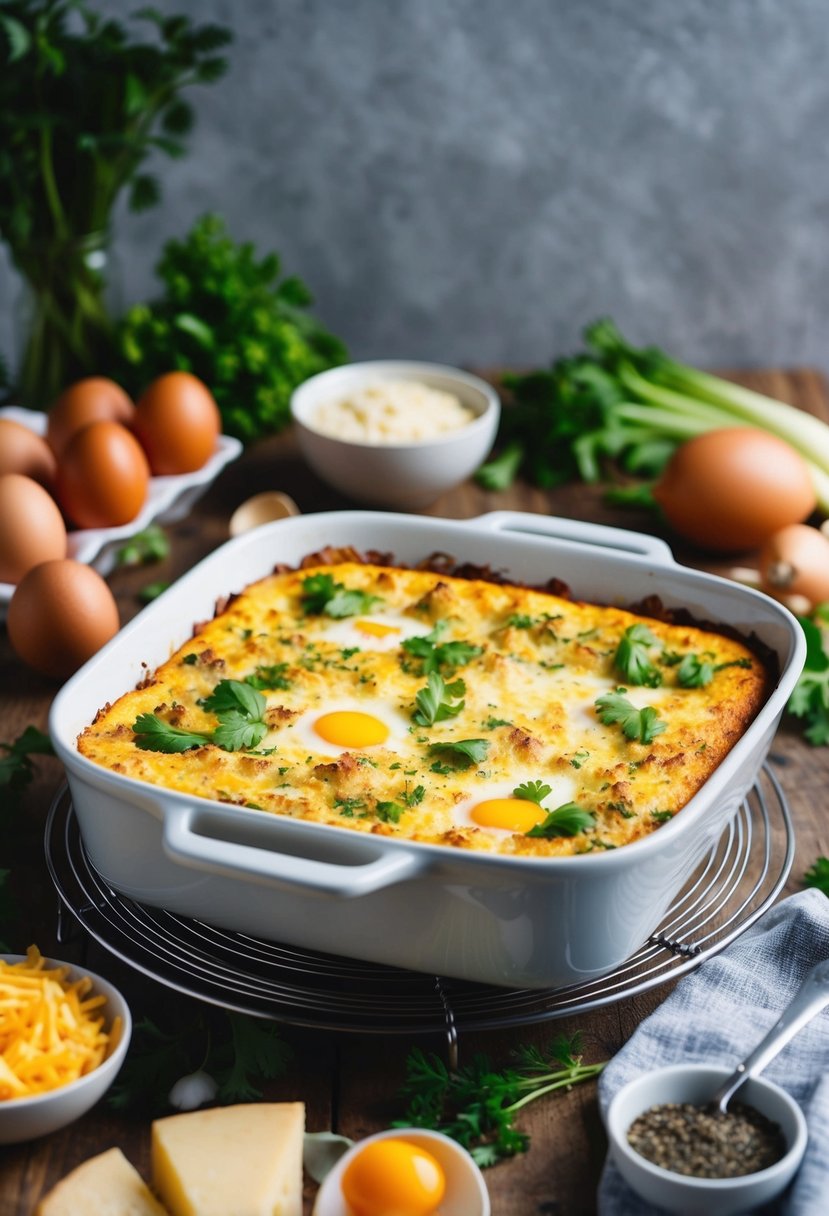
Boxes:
[2,0,828,378]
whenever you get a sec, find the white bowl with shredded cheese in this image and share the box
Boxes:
[0,949,132,1143]
[291,361,499,508]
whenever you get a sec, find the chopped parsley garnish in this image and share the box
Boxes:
[614,624,662,688]
[483,716,513,730]
[513,779,553,805]
[376,801,404,824]
[426,738,490,769]
[402,620,483,675]
[570,750,589,769]
[595,689,667,745]
[335,797,366,817]
[182,653,199,666]
[300,572,383,618]
[525,803,597,838]
[244,663,291,691]
[413,672,466,727]
[651,810,675,823]
[403,783,426,807]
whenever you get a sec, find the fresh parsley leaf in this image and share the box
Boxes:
[402,622,482,674]
[513,779,553,805]
[413,672,466,727]
[525,802,596,838]
[804,856,829,896]
[651,810,674,823]
[475,439,525,491]
[132,713,212,752]
[244,663,291,691]
[201,679,266,720]
[427,738,489,769]
[595,689,667,744]
[335,797,366,817]
[138,580,170,603]
[788,617,829,744]
[614,624,662,687]
[675,653,751,689]
[300,573,383,618]
[212,1012,293,1103]
[483,716,512,730]
[570,749,589,769]
[376,801,404,824]
[403,783,426,807]
[0,725,54,792]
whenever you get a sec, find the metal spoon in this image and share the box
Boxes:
[710,957,829,1112]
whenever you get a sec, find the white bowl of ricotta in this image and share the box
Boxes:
[290,360,499,508]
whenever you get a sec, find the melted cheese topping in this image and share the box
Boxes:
[78,563,769,858]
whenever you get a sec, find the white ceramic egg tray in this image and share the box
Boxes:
[0,405,242,605]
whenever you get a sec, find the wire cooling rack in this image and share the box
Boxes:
[45,766,794,1042]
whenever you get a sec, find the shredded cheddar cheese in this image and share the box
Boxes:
[0,946,117,1099]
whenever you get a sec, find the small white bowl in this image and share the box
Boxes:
[605,1064,807,1215]
[311,1127,490,1216]
[290,360,500,509]
[0,955,132,1144]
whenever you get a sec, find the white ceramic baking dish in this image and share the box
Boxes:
[50,511,805,989]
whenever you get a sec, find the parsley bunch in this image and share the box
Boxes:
[396,1035,606,1167]
[788,612,829,744]
[117,214,347,441]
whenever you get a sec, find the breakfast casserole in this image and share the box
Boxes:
[78,559,770,857]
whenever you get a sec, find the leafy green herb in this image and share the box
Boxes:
[614,624,662,688]
[182,654,199,666]
[595,689,667,745]
[651,810,674,823]
[335,797,366,817]
[676,653,752,689]
[244,663,291,691]
[570,750,589,769]
[804,856,829,896]
[413,673,466,727]
[300,573,383,618]
[513,779,553,805]
[109,1009,291,1115]
[525,803,596,838]
[475,439,525,492]
[483,716,513,730]
[117,214,346,441]
[375,801,403,824]
[403,784,426,807]
[201,680,265,720]
[0,725,54,791]
[132,714,212,753]
[402,621,482,675]
[116,525,170,568]
[788,615,829,744]
[426,739,489,769]
[395,1035,606,1167]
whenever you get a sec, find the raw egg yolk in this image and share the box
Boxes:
[355,619,402,639]
[341,1139,446,1216]
[470,797,547,832]
[314,711,390,748]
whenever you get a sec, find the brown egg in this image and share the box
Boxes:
[56,421,150,529]
[47,377,135,457]
[0,419,57,485]
[653,427,817,552]
[7,559,120,679]
[133,372,221,475]
[0,473,67,584]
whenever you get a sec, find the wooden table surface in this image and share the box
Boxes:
[2,368,828,1216]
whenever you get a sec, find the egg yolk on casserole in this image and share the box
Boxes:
[77,562,770,858]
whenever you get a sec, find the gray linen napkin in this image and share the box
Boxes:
[597,888,829,1216]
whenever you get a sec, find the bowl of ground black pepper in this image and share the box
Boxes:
[605,1064,807,1215]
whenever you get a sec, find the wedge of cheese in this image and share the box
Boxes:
[151,1102,305,1216]
[35,1147,169,1216]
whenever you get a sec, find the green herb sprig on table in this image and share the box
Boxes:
[0,4,231,406]
[109,1008,292,1115]
[788,612,829,745]
[395,1035,606,1167]
[117,214,347,441]
[804,856,829,896]
[0,725,54,792]
[116,525,170,568]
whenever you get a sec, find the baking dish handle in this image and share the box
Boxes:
[162,804,425,898]
[470,511,675,564]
